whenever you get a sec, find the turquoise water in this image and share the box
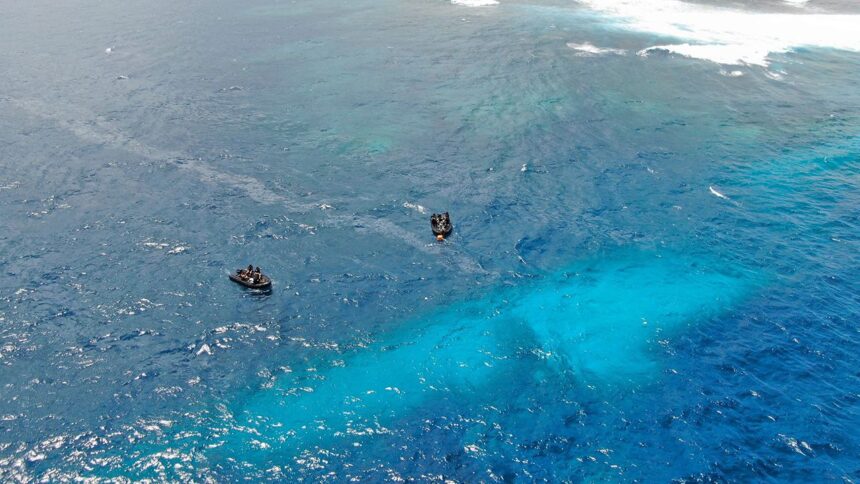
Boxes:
[1,0,859,481]
[97,248,756,479]
[221,250,754,457]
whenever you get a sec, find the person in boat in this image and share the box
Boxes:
[231,264,270,288]
[431,212,452,241]
[237,264,253,281]
[431,213,444,227]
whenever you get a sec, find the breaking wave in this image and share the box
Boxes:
[578,0,860,66]
[566,42,627,56]
[452,0,498,6]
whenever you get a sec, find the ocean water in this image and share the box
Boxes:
[1,0,858,481]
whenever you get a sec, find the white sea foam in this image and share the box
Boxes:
[452,0,498,6]
[579,0,860,66]
[764,69,786,80]
[142,242,170,249]
[566,42,626,56]
[167,246,188,255]
[639,43,771,66]
[709,185,729,200]
[402,201,426,214]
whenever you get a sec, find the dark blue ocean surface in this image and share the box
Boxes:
[1,0,859,481]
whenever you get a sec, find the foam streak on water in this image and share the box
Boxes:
[2,97,486,274]
[566,42,627,56]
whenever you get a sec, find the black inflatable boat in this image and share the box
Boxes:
[229,273,272,289]
[431,212,452,238]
